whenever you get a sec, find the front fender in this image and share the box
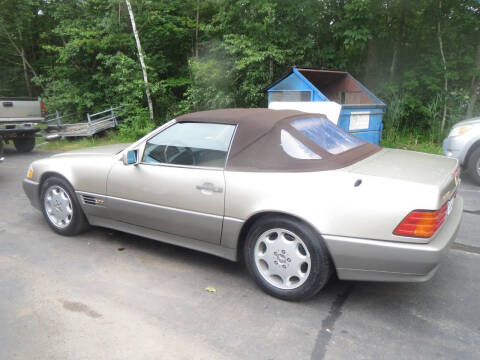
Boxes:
[31,155,117,195]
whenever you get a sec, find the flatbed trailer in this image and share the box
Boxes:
[44,107,120,141]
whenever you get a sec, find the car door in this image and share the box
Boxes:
[106,122,236,244]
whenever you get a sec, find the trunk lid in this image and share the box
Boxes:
[347,148,459,206]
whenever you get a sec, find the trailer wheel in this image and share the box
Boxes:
[14,137,35,153]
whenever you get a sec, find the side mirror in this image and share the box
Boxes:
[123,149,139,165]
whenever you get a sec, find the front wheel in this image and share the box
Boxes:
[244,216,332,301]
[467,147,480,185]
[14,136,35,153]
[40,176,90,236]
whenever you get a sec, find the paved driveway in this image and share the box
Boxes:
[1,148,479,360]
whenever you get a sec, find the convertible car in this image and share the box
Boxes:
[23,109,463,300]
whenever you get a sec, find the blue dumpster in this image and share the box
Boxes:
[264,67,386,145]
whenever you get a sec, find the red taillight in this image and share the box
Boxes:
[41,100,46,118]
[393,203,447,238]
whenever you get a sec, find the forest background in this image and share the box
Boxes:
[0,0,479,148]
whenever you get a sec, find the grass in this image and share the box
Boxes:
[380,133,443,155]
[37,132,131,152]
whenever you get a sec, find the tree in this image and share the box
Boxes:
[0,0,478,139]
[466,41,480,118]
[125,0,154,122]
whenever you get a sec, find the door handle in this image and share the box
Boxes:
[196,182,223,193]
[2,102,13,107]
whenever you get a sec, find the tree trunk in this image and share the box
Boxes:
[269,57,273,82]
[21,48,32,97]
[389,6,405,82]
[0,24,44,90]
[365,39,378,88]
[437,1,448,133]
[195,0,200,58]
[466,41,480,118]
[125,0,154,122]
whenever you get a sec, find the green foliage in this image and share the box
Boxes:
[178,55,235,114]
[381,135,442,155]
[332,0,374,52]
[0,0,479,142]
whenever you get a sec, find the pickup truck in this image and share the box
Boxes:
[0,97,45,157]
[443,116,480,185]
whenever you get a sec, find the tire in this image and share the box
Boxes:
[14,136,35,153]
[40,176,90,236]
[243,215,332,301]
[467,147,480,186]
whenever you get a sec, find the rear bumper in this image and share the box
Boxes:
[0,118,44,124]
[23,178,41,210]
[0,127,41,136]
[324,195,463,282]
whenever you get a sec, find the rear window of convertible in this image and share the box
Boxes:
[283,117,364,157]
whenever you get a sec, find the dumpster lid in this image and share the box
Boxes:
[263,67,386,107]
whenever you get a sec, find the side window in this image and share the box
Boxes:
[280,130,321,159]
[142,122,235,168]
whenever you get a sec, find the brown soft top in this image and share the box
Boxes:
[176,108,379,172]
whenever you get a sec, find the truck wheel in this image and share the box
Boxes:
[467,147,480,185]
[14,137,35,153]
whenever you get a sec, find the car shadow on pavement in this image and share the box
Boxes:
[74,224,430,306]
[75,224,352,303]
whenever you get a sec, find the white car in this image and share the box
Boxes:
[443,116,480,185]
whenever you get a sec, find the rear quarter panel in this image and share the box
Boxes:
[224,169,444,246]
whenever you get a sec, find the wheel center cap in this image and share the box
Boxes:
[277,253,287,263]
[273,250,290,267]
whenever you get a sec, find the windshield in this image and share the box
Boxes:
[291,117,364,154]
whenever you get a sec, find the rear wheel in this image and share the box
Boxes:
[467,147,480,185]
[14,136,35,153]
[40,176,90,236]
[243,216,332,301]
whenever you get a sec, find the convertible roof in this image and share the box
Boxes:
[176,108,379,172]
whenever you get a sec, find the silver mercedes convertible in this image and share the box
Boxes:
[23,109,463,300]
